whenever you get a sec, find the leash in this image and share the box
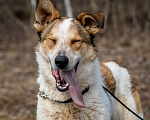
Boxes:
[102,85,144,120]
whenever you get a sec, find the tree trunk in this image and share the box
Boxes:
[64,0,73,17]
[27,0,36,27]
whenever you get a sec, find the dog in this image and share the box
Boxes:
[34,0,143,119]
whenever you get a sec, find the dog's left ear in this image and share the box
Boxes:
[77,12,104,35]
[34,0,60,32]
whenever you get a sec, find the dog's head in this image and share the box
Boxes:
[34,0,104,108]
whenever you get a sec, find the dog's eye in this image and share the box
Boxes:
[48,38,56,43]
[71,40,81,44]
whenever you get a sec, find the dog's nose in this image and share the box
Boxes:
[55,52,69,69]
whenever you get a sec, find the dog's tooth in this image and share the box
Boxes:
[65,84,69,88]
[57,82,60,86]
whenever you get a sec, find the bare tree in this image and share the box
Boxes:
[27,0,36,27]
[64,0,73,17]
[30,0,36,9]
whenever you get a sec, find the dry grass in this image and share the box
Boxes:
[0,33,38,120]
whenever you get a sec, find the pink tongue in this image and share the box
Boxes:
[59,69,85,108]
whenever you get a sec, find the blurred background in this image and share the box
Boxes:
[0,0,149,119]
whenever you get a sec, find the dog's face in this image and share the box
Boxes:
[40,18,90,71]
[34,0,104,108]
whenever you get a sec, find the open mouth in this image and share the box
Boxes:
[51,62,85,108]
[52,69,69,92]
[52,63,79,92]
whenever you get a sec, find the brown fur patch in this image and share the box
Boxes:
[71,20,97,62]
[72,19,91,44]
[130,80,143,114]
[100,62,116,94]
[41,19,59,41]
[77,12,104,35]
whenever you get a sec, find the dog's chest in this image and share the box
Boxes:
[37,97,106,120]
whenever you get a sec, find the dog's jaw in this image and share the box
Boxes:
[51,61,85,108]
[36,51,71,101]
[52,62,79,92]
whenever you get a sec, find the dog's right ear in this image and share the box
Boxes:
[77,12,104,35]
[34,0,60,32]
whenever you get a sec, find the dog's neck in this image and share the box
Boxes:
[38,85,90,104]
[36,51,103,102]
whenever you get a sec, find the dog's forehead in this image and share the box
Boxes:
[41,17,90,43]
[43,18,81,38]
[56,18,74,38]
[59,18,73,29]
[55,18,82,35]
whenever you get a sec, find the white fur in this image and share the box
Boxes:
[36,20,143,120]
[57,18,73,44]
[104,62,142,120]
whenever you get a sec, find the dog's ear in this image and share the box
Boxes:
[34,0,60,32]
[77,12,104,35]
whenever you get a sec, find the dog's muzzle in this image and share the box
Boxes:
[55,52,69,69]
[51,52,85,108]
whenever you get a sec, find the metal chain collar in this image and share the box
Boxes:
[38,91,49,99]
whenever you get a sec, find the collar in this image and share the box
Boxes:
[38,85,90,104]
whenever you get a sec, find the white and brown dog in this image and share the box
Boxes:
[34,0,143,119]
